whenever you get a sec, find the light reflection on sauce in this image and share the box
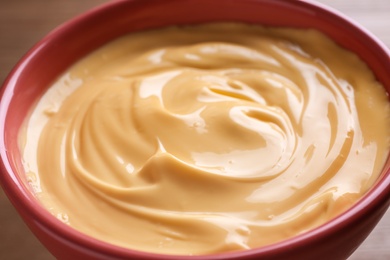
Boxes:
[19,23,390,255]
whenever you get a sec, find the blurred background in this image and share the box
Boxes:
[0,0,389,259]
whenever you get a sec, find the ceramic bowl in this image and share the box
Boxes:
[1,0,390,259]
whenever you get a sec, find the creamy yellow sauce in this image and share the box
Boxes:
[20,23,390,255]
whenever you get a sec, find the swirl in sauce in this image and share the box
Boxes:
[20,23,390,255]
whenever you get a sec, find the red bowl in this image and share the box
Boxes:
[1,0,390,259]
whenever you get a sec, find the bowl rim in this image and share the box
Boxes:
[1,0,390,259]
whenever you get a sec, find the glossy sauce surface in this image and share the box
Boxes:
[19,23,390,255]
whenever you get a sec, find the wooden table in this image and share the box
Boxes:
[0,1,389,259]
